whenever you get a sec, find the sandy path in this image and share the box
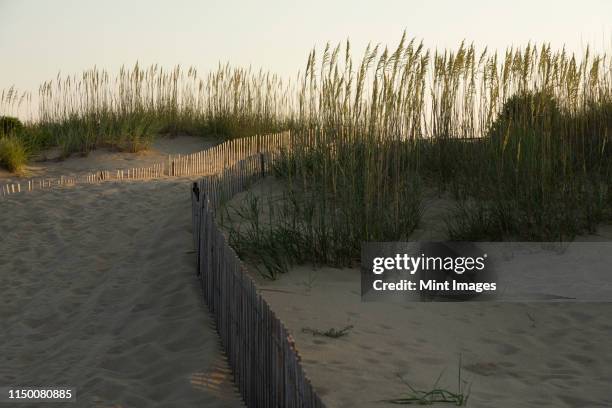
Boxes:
[0,135,216,183]
[0,180,243,407]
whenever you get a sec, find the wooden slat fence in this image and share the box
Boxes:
[191,151,325,408]
[1,131,292,198]
[170,132,291,177]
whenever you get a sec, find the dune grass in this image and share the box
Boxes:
[1,64,293,161]
[2,36,611,268]
[302,325,354,338]
[220,36,611,278]
[381,370,470,406]
[0,136,28,173]
[379,357,470,406]
[34,63,292,155]
[0,116,29,172]
[0,115,24,135]
[441,94,612,241]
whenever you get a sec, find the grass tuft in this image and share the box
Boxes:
[302,325,354,338]
[382,358,470,406]
[0,136,28,173]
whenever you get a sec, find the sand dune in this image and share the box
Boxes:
[3,146,611,407]
[224,178,612,408]
[0,135,215,183]
[0,179,243,407]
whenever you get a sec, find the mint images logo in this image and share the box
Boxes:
[362,242,498,302]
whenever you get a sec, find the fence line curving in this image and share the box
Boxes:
[191,144,326,407]
[1,131,292,198]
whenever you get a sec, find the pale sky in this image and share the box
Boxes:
[1,0,611,95]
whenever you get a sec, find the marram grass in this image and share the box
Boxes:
[2,35,611,272]
[2,63,294,158]
[0,136,28,173]
[220,36,611,277]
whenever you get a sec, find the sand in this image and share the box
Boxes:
[0,138,243,407]
[254,267,612,408]
[3,144,611,407]
[0,134,216,183]
[224,178,612,408]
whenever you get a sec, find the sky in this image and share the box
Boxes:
[1,0,611,99]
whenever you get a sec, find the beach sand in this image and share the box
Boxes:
[224,178,612,408]
[0,140,243,407]
[3,149,611,407]
[0,134,216,183]
[254,267,612,408]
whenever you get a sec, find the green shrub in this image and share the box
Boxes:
[443,92,612,241]
[487,91,561,145]
[0,136,28,172]
[0,116,24,136]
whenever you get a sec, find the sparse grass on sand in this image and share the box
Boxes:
[302,325,354,339]
[382,359,470,406]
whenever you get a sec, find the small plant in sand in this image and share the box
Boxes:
[301,325,354,338]
[301,269,318,293]
[382,358,471,406]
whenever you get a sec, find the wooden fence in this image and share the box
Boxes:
[1,131,292,198]
[191,153,325,407]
